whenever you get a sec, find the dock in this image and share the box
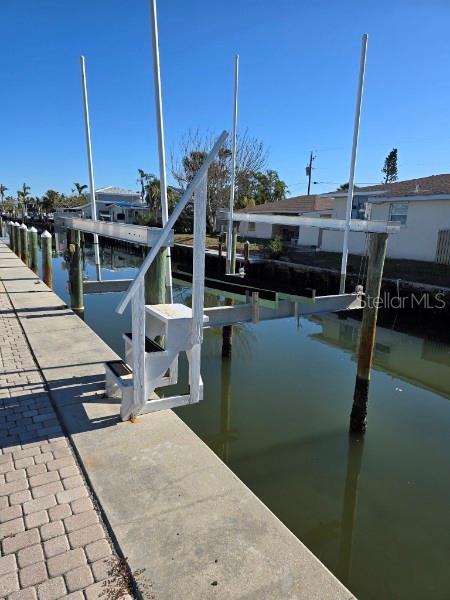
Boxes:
[0,240,356,599]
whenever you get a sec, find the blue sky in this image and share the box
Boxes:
[2,0,450,198]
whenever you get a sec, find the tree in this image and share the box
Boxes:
[41,190,63,213]
[0,184,8,203]
[171,129,286,232]
[337,182,349,191]
[137,169,150,201]
[73,182,88,196]
[17,183,31,216]
[382,148,398,184]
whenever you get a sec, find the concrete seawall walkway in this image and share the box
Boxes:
[0,240,356,600]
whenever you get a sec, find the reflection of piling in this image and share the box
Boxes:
[219,358,232,463]
[337,435,365,586]
[243,240,250,266]
[41,230,53,289]
[20,224,29,266]
[29,227,39,274]
[222,298,234,358]
[350,233,388,433]
[67,229,84,318]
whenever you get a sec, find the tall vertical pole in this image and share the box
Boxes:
[226,54,239,275]
[19,223,29,266]
[350,232,387,433]
[80,55,101,282]
[67,229,84,318]
[149,0,173,303]
[339,33,368,294]
[306,151,315,195]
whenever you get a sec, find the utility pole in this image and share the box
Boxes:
[306,151,315,195]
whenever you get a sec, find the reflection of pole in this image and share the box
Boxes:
[340,34,368,294]
[337,435,365,586]
[219,357,232,463]
[226,54,239,275]
[222,297,234,357]
[80,55,101,281]
[149,0,172,302]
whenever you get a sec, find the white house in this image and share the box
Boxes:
[83,186,148,224]
[226,195,334,243]
[319,175,450,264]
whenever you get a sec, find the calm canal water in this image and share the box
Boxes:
[47,241,450,600]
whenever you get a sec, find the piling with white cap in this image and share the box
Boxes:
[29,227,39,274]
[41,230,53,288]
[19,223,29,266]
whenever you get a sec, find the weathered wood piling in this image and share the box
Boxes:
[350,232,388,433]
[67,229,84,317]
[29,227,39,274]
[20,223,29,266]
[144,248,166,305]
[222,297,234,358]
[41,230,53,289]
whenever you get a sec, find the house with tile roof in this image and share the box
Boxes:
[320,174,450,263]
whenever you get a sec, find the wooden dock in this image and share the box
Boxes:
[0,240,356,599]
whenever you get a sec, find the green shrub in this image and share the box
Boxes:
[266,236,284,259]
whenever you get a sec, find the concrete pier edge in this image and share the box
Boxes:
[0,240,355,600]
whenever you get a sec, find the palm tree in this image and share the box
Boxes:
[137,169,150,201]
[17,183,31,217]
[0,184,8,203]
[73,182,88,196]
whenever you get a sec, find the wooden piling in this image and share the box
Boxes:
[19,224,29,266]
[67,229,84,317]
[350,232,388,433]
[13,222,21,257]
[230,225,238,274]
[41,230,53,289]
[243,240,250,265]
[8,222,14,250]
[29,227,39,274]
[144,248,166,305]
[0,217,3,237]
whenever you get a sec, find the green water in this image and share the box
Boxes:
[49,243,450,600]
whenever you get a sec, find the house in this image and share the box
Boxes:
[319,174,450,263]
[219,195,334,244]
[82,186,148,224]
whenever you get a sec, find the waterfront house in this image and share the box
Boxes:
[82,186,147,224]
[224,195,334,244]
[319,174,450,264]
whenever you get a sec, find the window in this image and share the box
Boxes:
[248,222,255,232]
[388,202,408,225]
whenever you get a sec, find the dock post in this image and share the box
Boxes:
[230,225,238,274]
[19,223,29,266]
[8,222,14,249]
[350,232,388,433]
[145,248,166,305]
[41,230,53,289]
[29,227,39,274]
[13,222,21,257]
[0,217,3,237]
[67,229,84,317]
[244,240,250,265]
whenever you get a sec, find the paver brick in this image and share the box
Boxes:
[0,553,16,576]
[40,520,65,541]
[31,480,63,499]
[19,560,48,587]
[8,587,38,600]
[10,489,32,505]
[59,465,78,479]
[43,533,69,558]
[48,503,71,522]
[6,468,26,482]
[0,570,19,596]
[17,543,44,568]
[0,477,28,497]
[71,496,93,514]
[85,538,112,563]
[23,494,56,515]
[36,576,67,600]
[47,548,86,577]
[28,470,59,487]
[0,503,22,523]
[64,509,99,533]
[91,557,110,582]
[62,475,84,490]
[25,508,49,529]
[68,523,105,549]
[14,457,34,469]
[56,486,87,504]
[0,515,24,539]
[2,527,40,554]
[65,564,94,592]
[26,463,47,477]
[13,447,41,461]
[46,456,76,472]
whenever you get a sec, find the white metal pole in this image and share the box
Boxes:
[226,54,239,274]
[80,55,101,281]
[339,34,368,294]
[149,0,173,303]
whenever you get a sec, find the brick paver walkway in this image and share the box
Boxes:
[0,282,125,599]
